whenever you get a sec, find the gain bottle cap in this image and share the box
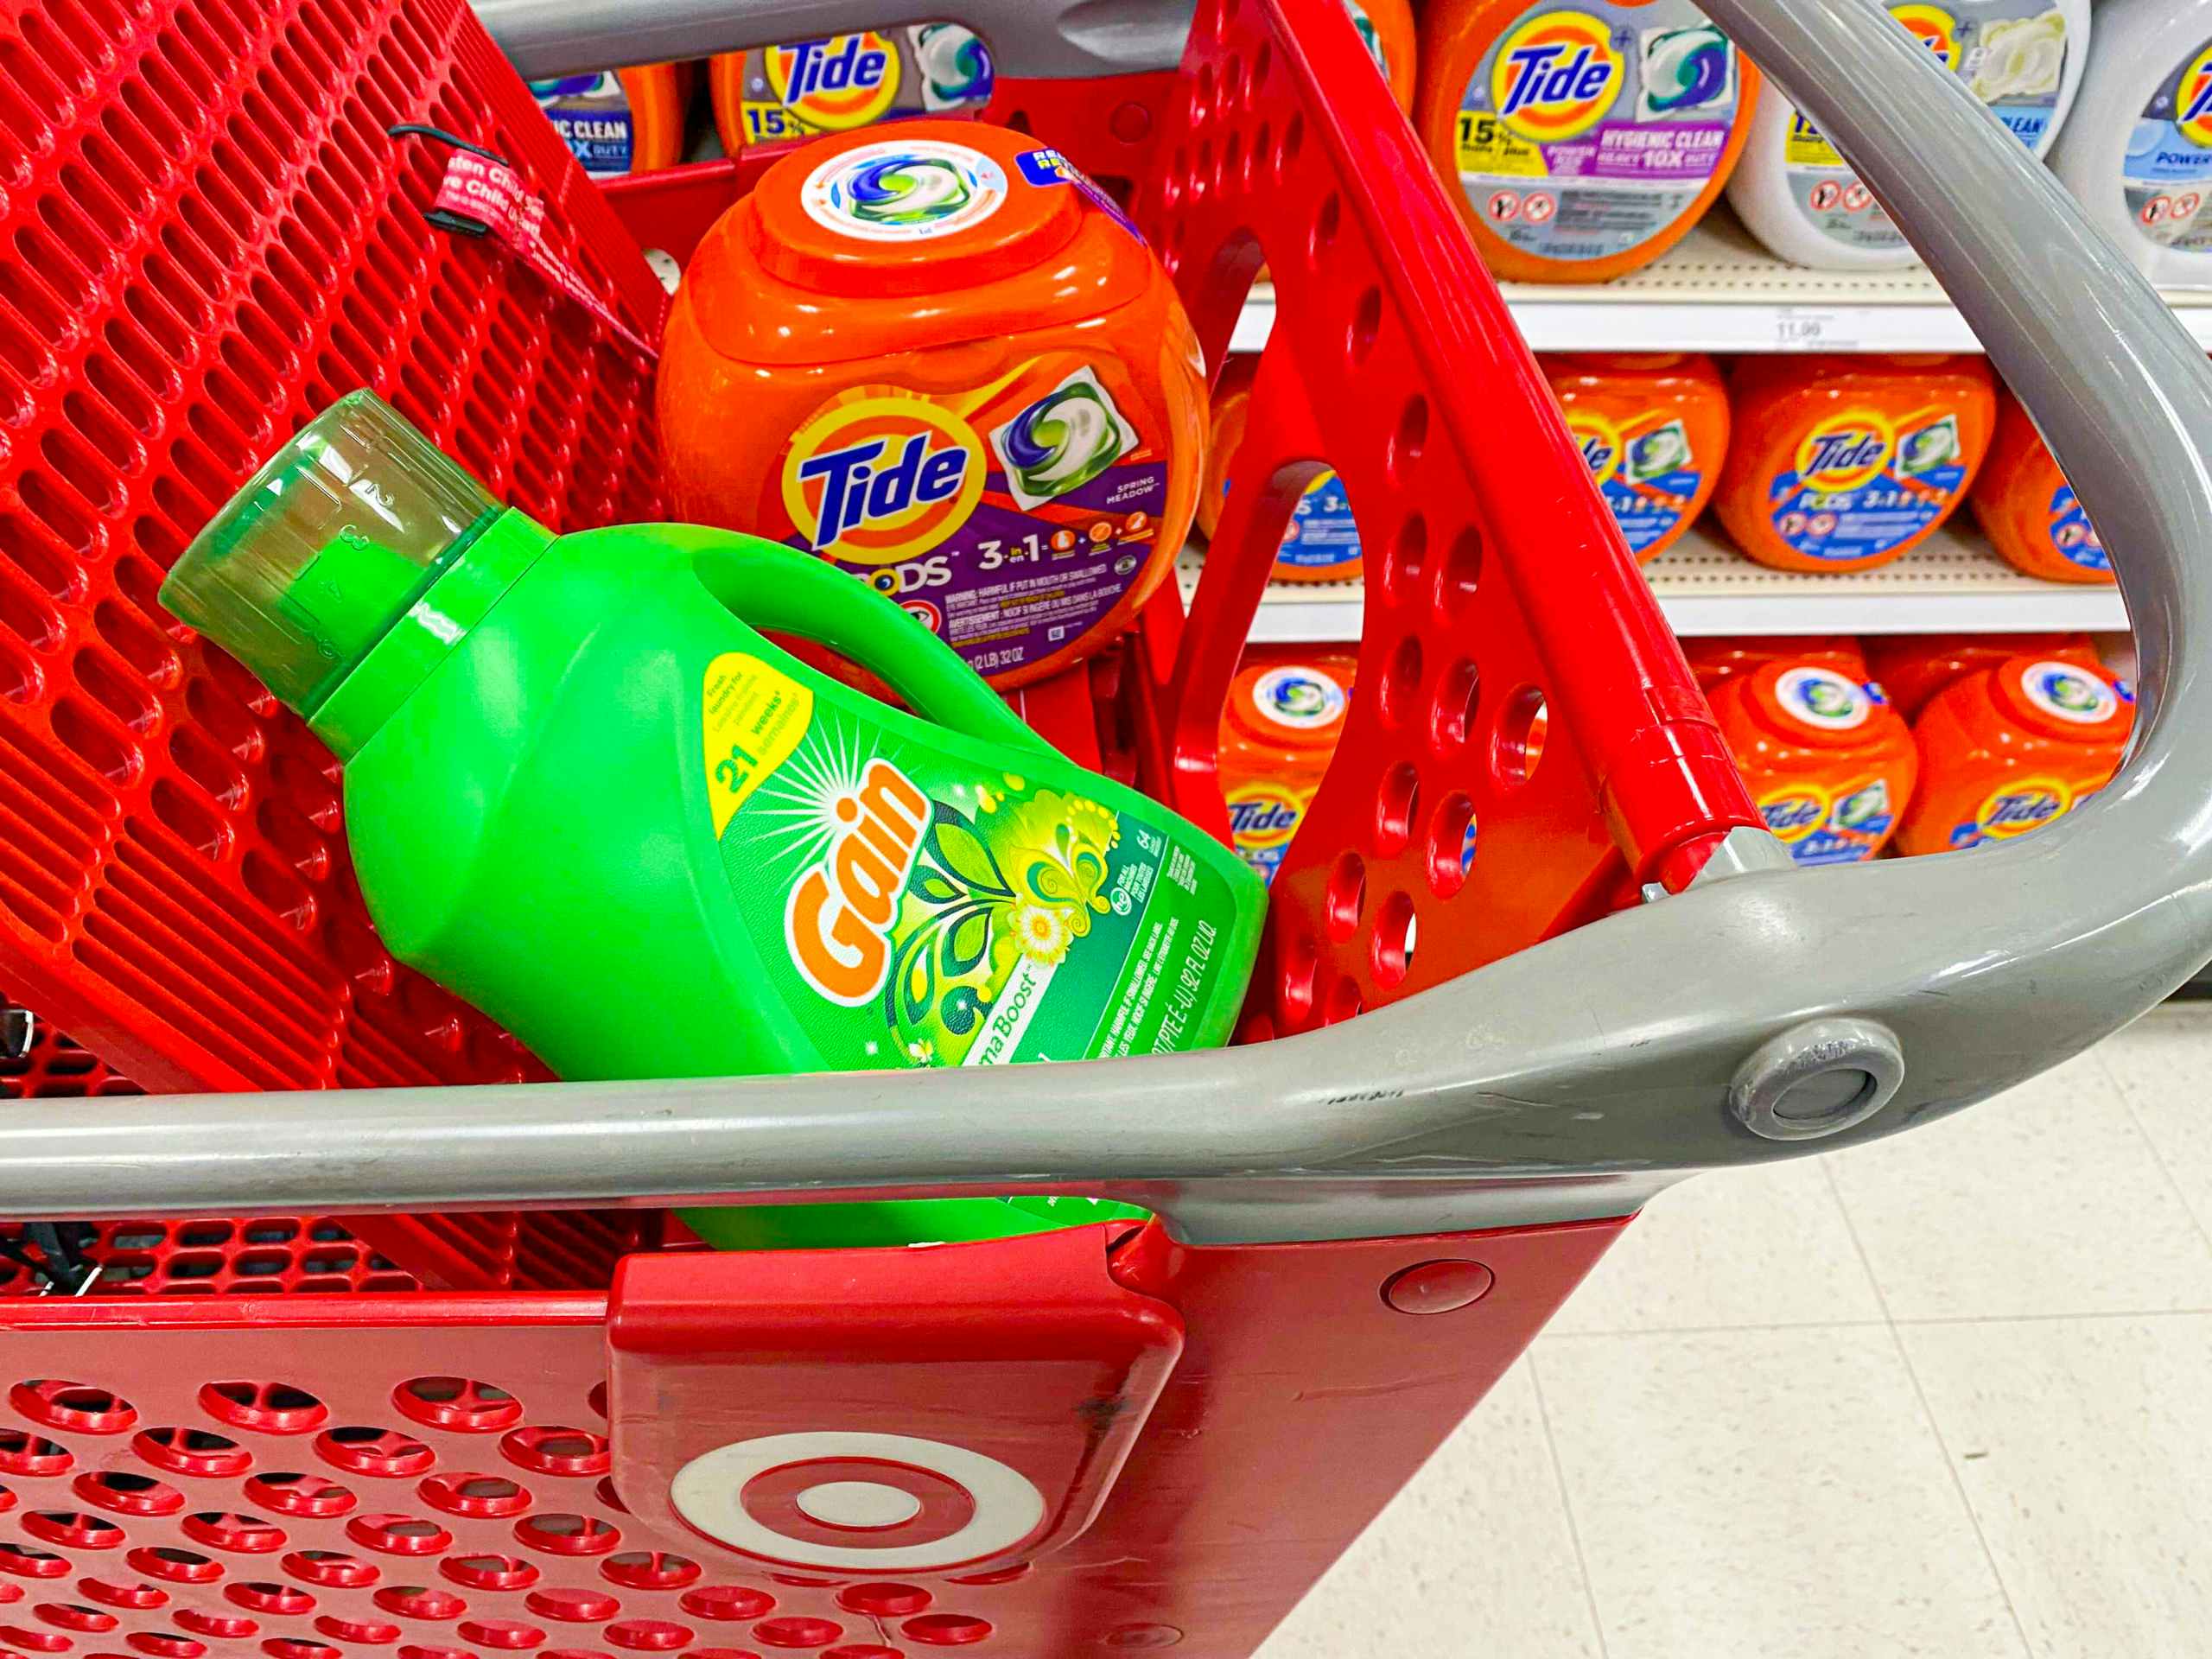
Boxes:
[162,391,503,717]
[661,120,1205,690]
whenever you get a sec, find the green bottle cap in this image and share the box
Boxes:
[161,391,501,716]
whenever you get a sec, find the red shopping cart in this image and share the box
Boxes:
[1,0,2209,1656]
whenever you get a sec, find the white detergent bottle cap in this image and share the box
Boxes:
[1729,0,2092,271]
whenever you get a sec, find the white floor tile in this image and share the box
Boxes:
[1901,1314,2212,1659]
[1547,1154,1885,1335]
[1256,1358,1602,1659]
[2090,1005,2212,1246]
[1535,1326,2026,1659]
[1823,1049,2212,1320]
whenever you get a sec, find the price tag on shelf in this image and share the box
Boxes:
[1773,308,1858,352]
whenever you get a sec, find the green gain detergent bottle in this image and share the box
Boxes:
[160,392,1267,1249]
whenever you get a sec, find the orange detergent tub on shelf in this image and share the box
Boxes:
[1682,633,1865,690]
[1711,659,1917,865]
[710,26,997,156]
[1218,652,1359,882]
[1414,0,1761,283]
[1714,354,1997,574]
[1898,654,2135,855]
[1349,0,1420,112]
[1970,387,2114,584]
[1199,366,1363,582]
[658,121,1206,688]
[1543,353,1729,563]
[1863,632,2103,720]
[531,63,695,178]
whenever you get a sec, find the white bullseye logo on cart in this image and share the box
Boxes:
[669,1430,1046,1570]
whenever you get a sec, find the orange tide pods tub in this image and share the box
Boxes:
[1543,353,1729,563]
[1712,659,1917,865]
[1863,632,2103,721]
[1219,652,1359,883]
[1898,655,2134,855]
[1969,388,2114,584]
[1682,634,1865,691]
[658,122,1205,688]
[1416,0,1760,283]
[1714,354,1996,574]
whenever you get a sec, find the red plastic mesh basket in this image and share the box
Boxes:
[0,0,677,1286]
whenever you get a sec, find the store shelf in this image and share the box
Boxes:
[1179,519,2130,644]
[1230,210,2212,356]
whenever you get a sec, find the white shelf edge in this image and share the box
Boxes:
[1179,520,2131,644]
[1228,211,2212,355]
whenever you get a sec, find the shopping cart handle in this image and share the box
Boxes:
[470,0,1195,82]
[0,0,2201,1244]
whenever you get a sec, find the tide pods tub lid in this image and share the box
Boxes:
[1227,659,1356,753]
[1990,656,2134,746]
[1745,661,1899,750]
[688,122,1162,365]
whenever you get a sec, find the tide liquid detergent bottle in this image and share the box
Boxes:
[711,26,995,154]
[1682,633,1866,690]
[1714,354,1996,574]
[1414,0,1760,283]
[1729,1,2091,270]
[1199,364,1363,582]
[1970,388,2112,583]
[1218,652,1358,882]
[159,393,1265,1249]
[1898,654,2134,854]
[2050,0,2212,287]
[1711,659,1918,864]
[659,121,1205,689]
[1348,0,1421,112]
[1864,631,2101,718]
[531,64,693,178]
[1542,353,1729,563]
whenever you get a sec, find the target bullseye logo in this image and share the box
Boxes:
[669,1432,1046,1571]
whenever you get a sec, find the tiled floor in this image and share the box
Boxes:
[1257,1004,2212,1659]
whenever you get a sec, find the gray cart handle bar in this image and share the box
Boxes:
[3,0,2204,1246]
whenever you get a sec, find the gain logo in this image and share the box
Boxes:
[1758,786,1829,843]
[1569,413,1622,488]
[1891,5,1962,73]
[767,33,901,129]
[1794,410,1894,493]
[1492,10,1624,144]
[786,758,931,1005]
[2180,43,2212,148]
[784,394,987,564]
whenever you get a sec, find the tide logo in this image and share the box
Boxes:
[1759,786,1829,844]
[1227,786,1306,853]
[2179,43,2212,147]
[1570,413,1621,488]
[1795,410,1894,493]
[1974,778,2071,841]
[1890,5,1961,73]
[784,396,987,565]
[786,759,930,1006]
[1492,10,1624,144]
[768,33,901,130]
